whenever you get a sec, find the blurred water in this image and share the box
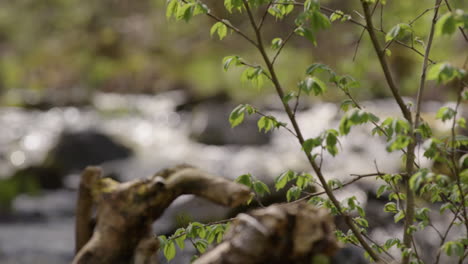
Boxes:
[0,92,457,263]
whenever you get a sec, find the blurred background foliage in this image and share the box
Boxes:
[0,0,466,106]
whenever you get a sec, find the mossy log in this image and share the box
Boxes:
[73,165,251,264]
[194,202,340,264]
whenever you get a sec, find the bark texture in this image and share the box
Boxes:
[73,165,251,264]
[194,202,340,264]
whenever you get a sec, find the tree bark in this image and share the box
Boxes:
[194,202,339,264]
[73,165,251,264]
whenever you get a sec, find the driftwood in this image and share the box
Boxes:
[73,165,251,264]
[194,202,340,264]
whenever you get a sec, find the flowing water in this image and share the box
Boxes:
[0,92,458,263]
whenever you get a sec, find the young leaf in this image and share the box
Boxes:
[275,170,296,190]
[330,10,351,22]
[436,12,457,36]
[224,0,243,13]
[295,26,317,45]
[222,55,240,71]
[286,186,301,202]
[298,76,327,95]
[235,173,252,188]
[163,241,176,261]
[257,116,274,133]
[166,0,179,19]
[253,180,270,197]
[210,22,228,40]
[194,239,208,253]
[229,104,246,127]
[271,38,283,50]
[306,63,332,75]
[436,106,456,122]
[427,63,466,84]
[310,10,331,32]
[302,137,322,153]
[385,23,412,42]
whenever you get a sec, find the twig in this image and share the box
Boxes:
[258,1,273,30]
[353,0,380,62]
[434,209,461,264]
[271,27,296,65]
[361,2,412,122]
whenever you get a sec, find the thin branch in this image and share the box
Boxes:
[293,172,385,204]
[293,83,302,116]
[408,3,444,26]
[415,0,441,134]
[258,1,273,30]
[361,1,412,122]
[284,1,437,63]
[271,27,296,65]
[353,0,380,61]
[449,80,468,234]
[434,209,461,264]
[241,0,381,260]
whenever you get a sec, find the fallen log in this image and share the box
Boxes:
[73,165,251,264]
[194,202,340,264]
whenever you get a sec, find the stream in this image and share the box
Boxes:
[0,91,460,263]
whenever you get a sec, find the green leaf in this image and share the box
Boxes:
[235,173,252,188]
[194,239,209,253]
[224,0,243,13]
[282,91,295,104]
[166,0,179,19]
[163,241,176,261]
[229,104,246,127]
[173,228,186,250]
[384,202,397,213]
[295,26,316,45]
[394,210,405,223]
[330,10,351,22]
[442,241,465,257]
[302,137,322,153]
[427,63,466,84]
[354,217,368,227]
[176,3,195,22]
[271,38,283,50]
[325,129,339,156]
[286,186,301,202]
[436,12,457,36]
[210,22,228,40]
[257,116,274,133]
[310,10,331,32]
[306,63,332,75]
[253,180,270,196]
[436,106,456,122]
[298,76,327,96]
[222,55,241,71]
[275,170,296,190]
[339,109,380,135]
[376,185,389,198]
[241,67,265,89]
[385,23,412,42]
[340,99,355,112]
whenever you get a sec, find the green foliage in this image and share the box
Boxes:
[427,63,466,84]
[339,109,379,135]
[385,23,412,42]
[163,1,468,263]
[210,22,228,40]
[299,76,327,96]
[436,9,468,36]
